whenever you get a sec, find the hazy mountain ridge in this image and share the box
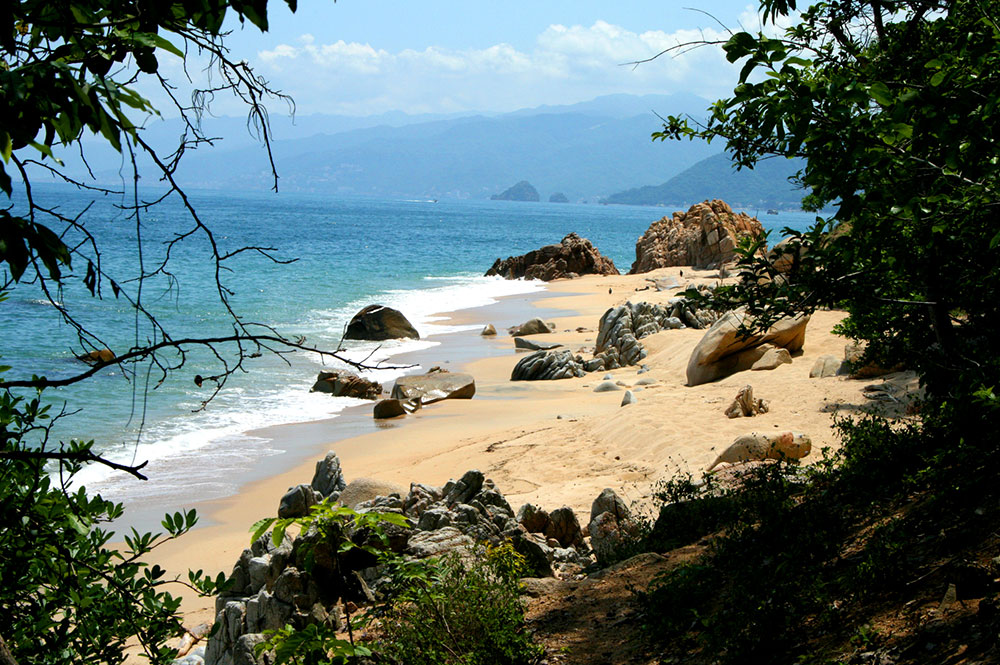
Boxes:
[601,153,809,210]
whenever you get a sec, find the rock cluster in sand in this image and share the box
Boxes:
[629,199,764,273]
[486,232,619,281]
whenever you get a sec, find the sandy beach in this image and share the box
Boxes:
[145,266,874,629]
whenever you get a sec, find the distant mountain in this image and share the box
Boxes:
[48,94,721,202]
[601,153,808,210]
[492,181,540,202]
[549,192,569,203]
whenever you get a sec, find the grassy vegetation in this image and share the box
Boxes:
[635,404,1000,664]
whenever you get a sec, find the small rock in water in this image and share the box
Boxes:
[621,390,637,406]
[481,323,497,336]
[593,381,622,393]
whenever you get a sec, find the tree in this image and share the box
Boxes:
[0,2,377,662]
[658,0,1000,410]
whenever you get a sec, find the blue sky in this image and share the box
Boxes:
[158,1,771,117]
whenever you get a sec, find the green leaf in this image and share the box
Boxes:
[249,518,275,544]
[869,82,893,106]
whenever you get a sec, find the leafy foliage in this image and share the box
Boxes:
[374,542,543,665]
[0,386,227,664]
[659,0,1000,407]
[254,502,542,665]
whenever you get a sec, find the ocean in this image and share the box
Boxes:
[3,183,822,514]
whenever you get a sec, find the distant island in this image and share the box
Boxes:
[601,153,808,210]
[549,192,569,203]
[492,181,540,202]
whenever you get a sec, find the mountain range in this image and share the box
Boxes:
[50,94,804,207]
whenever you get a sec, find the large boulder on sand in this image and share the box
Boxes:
[344,305,419,341]
[686,310,809,386]
[310,370,382,400]
[390,370,476,404]
[339,478,406,509]
[629,199,764,273]
[508,318,555,337]
[486,232,619,281]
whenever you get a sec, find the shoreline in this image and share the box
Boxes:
[144,267,874,629]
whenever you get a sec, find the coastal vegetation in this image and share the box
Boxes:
[0,1,371,663]
[4,0,999,664]
[631,0,1000,662]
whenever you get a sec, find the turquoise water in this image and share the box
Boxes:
[3,183,823,506]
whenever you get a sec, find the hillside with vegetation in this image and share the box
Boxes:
[601,152,806,210]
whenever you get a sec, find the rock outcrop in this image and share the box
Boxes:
[686,310,809,386]
[310,370,382,400]
[486,233,619,281]
[390,370,476,404]
[629,199,765,273]
[203,452,614,665]
[344,305,419,341]
[512,298,719,381]
[491,180,540,202]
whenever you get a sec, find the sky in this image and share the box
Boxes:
[153,1,773,118]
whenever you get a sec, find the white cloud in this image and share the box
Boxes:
[249,19,748,116]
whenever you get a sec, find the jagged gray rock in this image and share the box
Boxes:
[511,349,587,381]
[278,484,320,519]
[310,452,346,499]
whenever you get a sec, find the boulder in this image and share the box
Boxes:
[686,309,810,386]
[591,488,630,524]
[593,381,621,392]
[588,511,626,566]
[310,370,382,400]
[511,349,586,381]
[390,370,475,404]
[481,324,497,336]
[406,526,475,558]
[707,431,813,472]
[510,532,555,577]
[76,348,115,364]
[338,478,406,509]
[769,236,806,275]
[629,200,765,273]
[514,337,562,351]
[621,390,637,406]
[844,342,897,378]
[372,397,422,419]
[442,470,485,506]
[278,484,320,519]
[724,385,769,418]
[545,507,584,548]
[750,346,792,371]
[810,354,845,378]
[344,305,419,341]
[516,503,551,534]
[310,452,347,498]
[486,233,619,281]
[508,318,555,337]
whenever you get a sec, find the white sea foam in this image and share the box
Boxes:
[73,273,545,506]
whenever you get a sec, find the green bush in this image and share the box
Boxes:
[375,543,543,665]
